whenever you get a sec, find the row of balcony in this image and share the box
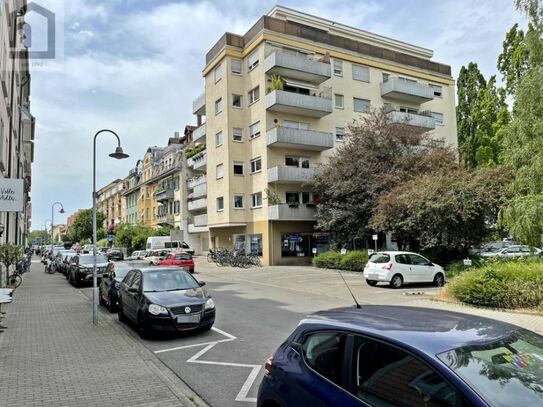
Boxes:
[187,175,206,189]
[186,202,316,221]
[193,122,206,142]
[187,151,207,170]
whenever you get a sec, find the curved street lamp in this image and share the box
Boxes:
[92,129,129,324]
[51,202,65,254]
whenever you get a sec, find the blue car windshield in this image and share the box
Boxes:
[438,329,543,406]
[143,269,199,292]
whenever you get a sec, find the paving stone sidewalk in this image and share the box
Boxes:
[0,261,206,407]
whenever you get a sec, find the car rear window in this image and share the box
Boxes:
[369,253,390,263]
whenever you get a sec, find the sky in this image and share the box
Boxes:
[27,0,527,230]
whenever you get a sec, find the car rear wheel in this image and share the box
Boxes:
[366,280,377,286]
[390,274,403,289]
[434,273,445,287]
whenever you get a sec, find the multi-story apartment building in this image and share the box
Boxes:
[191,6,457,265]
[96,178,126,232]
[0,1,34,247]
[124,160,143,225]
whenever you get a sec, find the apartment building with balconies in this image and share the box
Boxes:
[123,160,143,224]
[190,6,456,265]
[96,178,126,233]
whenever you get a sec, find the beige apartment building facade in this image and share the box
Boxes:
[96,178,126,233]
[191,6,458,265]
[0,0,34,247]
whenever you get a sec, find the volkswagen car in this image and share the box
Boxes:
[117,266,215,338]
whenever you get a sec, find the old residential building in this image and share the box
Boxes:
[96,179,126,232]
[189,6,457,265]
[0,0,35,247]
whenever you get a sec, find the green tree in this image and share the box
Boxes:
[497,23,530,95]
[370,167,511,256]
[311,109,456,245]
[28,230,49,245]
[0,244,23,284]
[456,63,487,168]
[515,1,543,66]
[114,223,172,253]
[68,209,105,243]
[501,67,543,245]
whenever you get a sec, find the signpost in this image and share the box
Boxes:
[0,179,24,212]
[372,234,378,253]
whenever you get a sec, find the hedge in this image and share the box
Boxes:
[313,251,369,272]
[446,258,543,310]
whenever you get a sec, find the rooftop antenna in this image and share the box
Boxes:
[337,268,361,309]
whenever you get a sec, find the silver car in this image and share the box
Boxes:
[482,245,540,258]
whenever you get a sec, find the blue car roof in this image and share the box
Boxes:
[302,306,521,355]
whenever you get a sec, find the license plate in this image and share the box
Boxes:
[177,314,200,324]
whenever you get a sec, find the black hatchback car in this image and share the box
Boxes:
[118,266,215,338]
[107,248,124,261]
[68,254,110,287]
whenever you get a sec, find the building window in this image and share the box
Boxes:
[333,59,343,76]
[352,64,370,82]
[249,121,261,139]
[174,200,180,214]
[335,127,345,142]
[285,156,309,168]
[215,130,223,147]
[430,84,442,97]
[248,86,260,104]
[233,127,243,142]
[234,194,244,209]
[284,120,309,130]
[382,72,390,82]
[281,233,312,257]
[214,63,222,83]
[353,98,371,113]
[251,192,262,208]
[216,197,224,211]
[232,94,242,108]
[216,163,224,179]
[250,156,262,173]
[286,192,300,205]
[432,112,444,125]
[247,51,259,71]
[334,94,344,109]
[215,97,223,115]
[231,58,242,75]
[233,161,244,176]
[400,106,418,114]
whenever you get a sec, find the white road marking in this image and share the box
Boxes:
[154,326,260,403]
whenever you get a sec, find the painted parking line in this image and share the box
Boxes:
[154,326,260,403]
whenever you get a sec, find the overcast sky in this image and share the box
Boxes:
[28,0,526,230]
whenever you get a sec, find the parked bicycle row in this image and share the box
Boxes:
[207,248,262,268]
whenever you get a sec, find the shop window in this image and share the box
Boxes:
[281,234,312,257]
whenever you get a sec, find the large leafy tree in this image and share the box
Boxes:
[67,209,105,243]
[497,23,530,95]
[114,223,172,253]
[311,109,456,245]
[370,167,511,255]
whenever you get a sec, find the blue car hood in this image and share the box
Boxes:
[144,287,207,307]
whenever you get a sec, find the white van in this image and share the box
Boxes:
[146,236,171,250]
[165,240,195,255]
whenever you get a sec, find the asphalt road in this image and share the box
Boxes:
[74,260,442,407]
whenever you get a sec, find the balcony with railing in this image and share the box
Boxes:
[386,110,436,132]
[192,122,206,142]
[380,78,434,103]
[187,151,207,170]
[187,175,206,189]
[267,166,317,184]
[192,92,205,115]
[157,213,175,225]
[267,126,333,151]
[193,182,207,198]
[188,197,207,212]
[265,88,333,118]
[268,203,317,221]
[265,50,331,84]
[155,189,174,202]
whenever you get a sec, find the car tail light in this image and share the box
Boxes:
[382,263,393,271]
[264,356,273,376]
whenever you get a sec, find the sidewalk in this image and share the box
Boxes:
[0,261,206,407]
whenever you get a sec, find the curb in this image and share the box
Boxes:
[75,288,210,407]
[426,296,543,317]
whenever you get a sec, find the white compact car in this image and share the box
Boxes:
[364,251,445,288]
[144,249,171,265]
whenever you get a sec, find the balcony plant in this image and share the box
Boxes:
[266,74,284,94]
[287,200,300,208]
[185,144,206,159]
[265,187,281,205]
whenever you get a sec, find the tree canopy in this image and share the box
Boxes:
[66,209,105,243]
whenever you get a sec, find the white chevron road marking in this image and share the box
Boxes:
[154,327,261,403]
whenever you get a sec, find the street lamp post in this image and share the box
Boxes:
[44,219,51,246]
[92,130,129,324]
[51,202,65,254]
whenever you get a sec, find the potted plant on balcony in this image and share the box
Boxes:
[265,187,281,205]
[266,74,284,94]
[287,199,300,208]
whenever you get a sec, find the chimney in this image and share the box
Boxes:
[174,131,180,138]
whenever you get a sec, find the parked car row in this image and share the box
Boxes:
[125,249,196,272]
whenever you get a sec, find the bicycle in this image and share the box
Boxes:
[7,261,26,288]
